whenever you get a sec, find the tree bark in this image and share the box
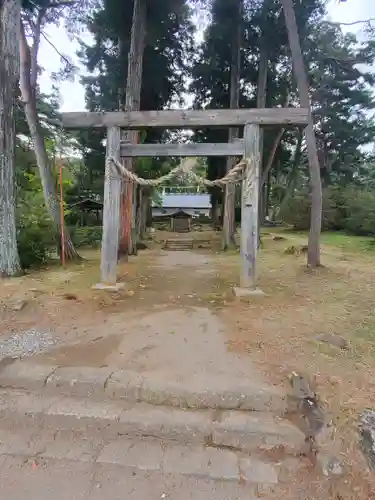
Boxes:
[278,130,303,215]
[256,40,267,222]
[0,0,21,276]
[139,190,146,240]
[140,187,151,239]
[281,0,322,267]
[19,19,79,261]
[260,128,285,187]
[135,184,142,244]
[119,0,147,257]
[221,0,242,250]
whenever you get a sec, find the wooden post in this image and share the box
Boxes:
[234,123,263,297]
[95,126,123,289]
[59,162,66,267]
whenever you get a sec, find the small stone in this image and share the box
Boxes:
[12,300,27,311]
[273,236,286,241]
[28,288,44,294]
[124,290,135,297]
[359,410,375,470]
[329,376,342,386]
[136,242,148,250]
[316,333,349,350]
[232,287,265,298]
[62,293,77,301]
[284,245,298,255]
[92,283,125,291]
[317,453,343,476]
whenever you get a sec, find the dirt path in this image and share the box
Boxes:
[0,247,223,360]
[18,251,272,396]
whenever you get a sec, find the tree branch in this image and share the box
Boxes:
[27,0,78,8]
[261,127,285,187]
[29,8,46,89]
[40,29,73,68]
[324,18,375,27]
[19,19,33,104]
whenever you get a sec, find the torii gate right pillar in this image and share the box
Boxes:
[233,123,265,298]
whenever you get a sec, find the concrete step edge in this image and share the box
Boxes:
[163,245,194,248]
[0,361,288,413]
[0,389,305,455]
[0,427,281,487]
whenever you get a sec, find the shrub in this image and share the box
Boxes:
[279,190,311,230]
[16,191,56,268]
[280,189,338,231]
[344,190,375,236]
[280,186,375,236]
[70,226,102,248]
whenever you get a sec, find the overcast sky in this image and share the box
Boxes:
[38,0,374,112]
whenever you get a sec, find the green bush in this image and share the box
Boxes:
[16,191,56,268]
[344,190,375,235]
[280,186,375,236]
[279,191,310,230]
[70,226,102,248]
[280,188,339,231]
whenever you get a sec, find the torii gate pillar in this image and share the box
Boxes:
[93,126,125,290]
[233,123,265,298]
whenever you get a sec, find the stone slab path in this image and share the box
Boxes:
[0,456,269,500]
[0,424,309,500]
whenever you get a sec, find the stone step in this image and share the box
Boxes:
[0,426,280,489]
[0,389,305,455]
[0,362,288,413]
[163,239,194,250]
[163,248,193,251]
[165,239,194,244]
[164,241,193,248]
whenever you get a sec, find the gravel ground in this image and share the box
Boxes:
[0,329,60,358]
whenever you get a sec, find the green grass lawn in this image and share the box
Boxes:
[319,231,375,252]
[261,226,375,254]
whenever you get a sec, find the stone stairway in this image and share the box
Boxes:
[163,238,194,251]
[0,360,311,498]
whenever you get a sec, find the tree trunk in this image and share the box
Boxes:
[24,101,78,260]
[281,0,322,267]
[221,0,242,250]
[256,40,267,228]
[211,198,221,229]
[139,189,146,240]
[141,187,151,239]
[278,130,303,215]
[0,0,21,276]
[135,185,142,245]
[119,0,147,257]
[260,128,284,187]
[265,169,271,219]
[19,21,79,262]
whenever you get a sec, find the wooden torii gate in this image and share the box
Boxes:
[62,107,308,295]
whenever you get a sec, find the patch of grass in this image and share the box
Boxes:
[353,318,375,342]
[320,232,375,252]
[273,229,375,254]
